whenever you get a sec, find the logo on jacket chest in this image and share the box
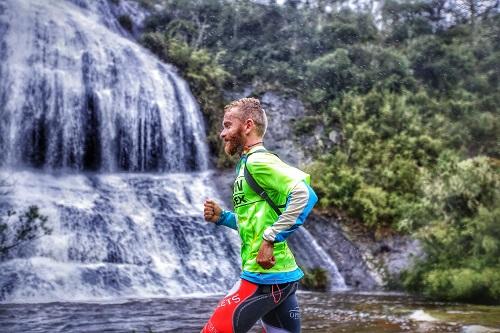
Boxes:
[233,178,248,206]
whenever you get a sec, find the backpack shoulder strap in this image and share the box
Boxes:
[244,150,284,216]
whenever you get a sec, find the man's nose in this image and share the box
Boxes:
[220,129,226,139]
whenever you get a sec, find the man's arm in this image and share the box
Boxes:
[262,181,318,243]
[216,210,238,230]
[256,182,317,269]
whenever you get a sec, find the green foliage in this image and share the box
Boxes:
[409,267,500,303]
[351,185,390,228]
[306,153,362,213]
[0,206,52,259]
[382,0,436,43]
[293,116,321,136]
[140,0,499,161]
[306,48,356,102]
[318,10,378,51]
[299,267,329,291]
[305,46,415,106]
[409,36,474,92]
[309,91,446,229]
[402,156,500,303]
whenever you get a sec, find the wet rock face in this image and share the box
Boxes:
[259,92,308,166]
[372,235,423,282]
[303,213,424,290]
[292,214,382,290]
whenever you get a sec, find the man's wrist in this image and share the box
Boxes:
[262,238,274,246]
[262,228,276,243]
[215,210,227,225]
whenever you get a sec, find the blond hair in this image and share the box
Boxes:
[224,97,268,137]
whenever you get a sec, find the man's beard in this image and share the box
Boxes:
[224,130,245,156]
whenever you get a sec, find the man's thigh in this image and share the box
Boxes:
[202,280,298,333]
[261,284,300,333]
[202,279,261,333]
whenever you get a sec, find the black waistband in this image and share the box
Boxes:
[258,281,296,294]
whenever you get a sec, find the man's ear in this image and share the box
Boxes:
[244,118,254,134]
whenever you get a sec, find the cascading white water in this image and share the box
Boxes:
[0,0,208,172]
[0,169,242,302]
[290,229,347,290]
[0,0,347,303]
[0,0,227,302]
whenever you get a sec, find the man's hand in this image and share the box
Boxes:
[204,199,222,223]
[256,239,275,269]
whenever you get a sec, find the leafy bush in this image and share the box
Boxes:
[300,267,329,291]
[402,156,500,303]
[309,91,446,229]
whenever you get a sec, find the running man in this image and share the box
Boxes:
[202,98,318,333]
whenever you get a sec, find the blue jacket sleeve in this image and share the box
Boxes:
[215,210,238,230]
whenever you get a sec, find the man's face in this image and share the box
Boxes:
[220,108,246,156]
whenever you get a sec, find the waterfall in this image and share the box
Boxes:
[0,0,348,303]
[289,229,347,290]
[0,0,208,172]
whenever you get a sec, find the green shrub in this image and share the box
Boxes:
[300,267,329,291]
[402,156,500,303]
[293,116,320,136]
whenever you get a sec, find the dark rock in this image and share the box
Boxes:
[290,214,381,290]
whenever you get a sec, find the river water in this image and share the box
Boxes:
[1,291,499,333]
